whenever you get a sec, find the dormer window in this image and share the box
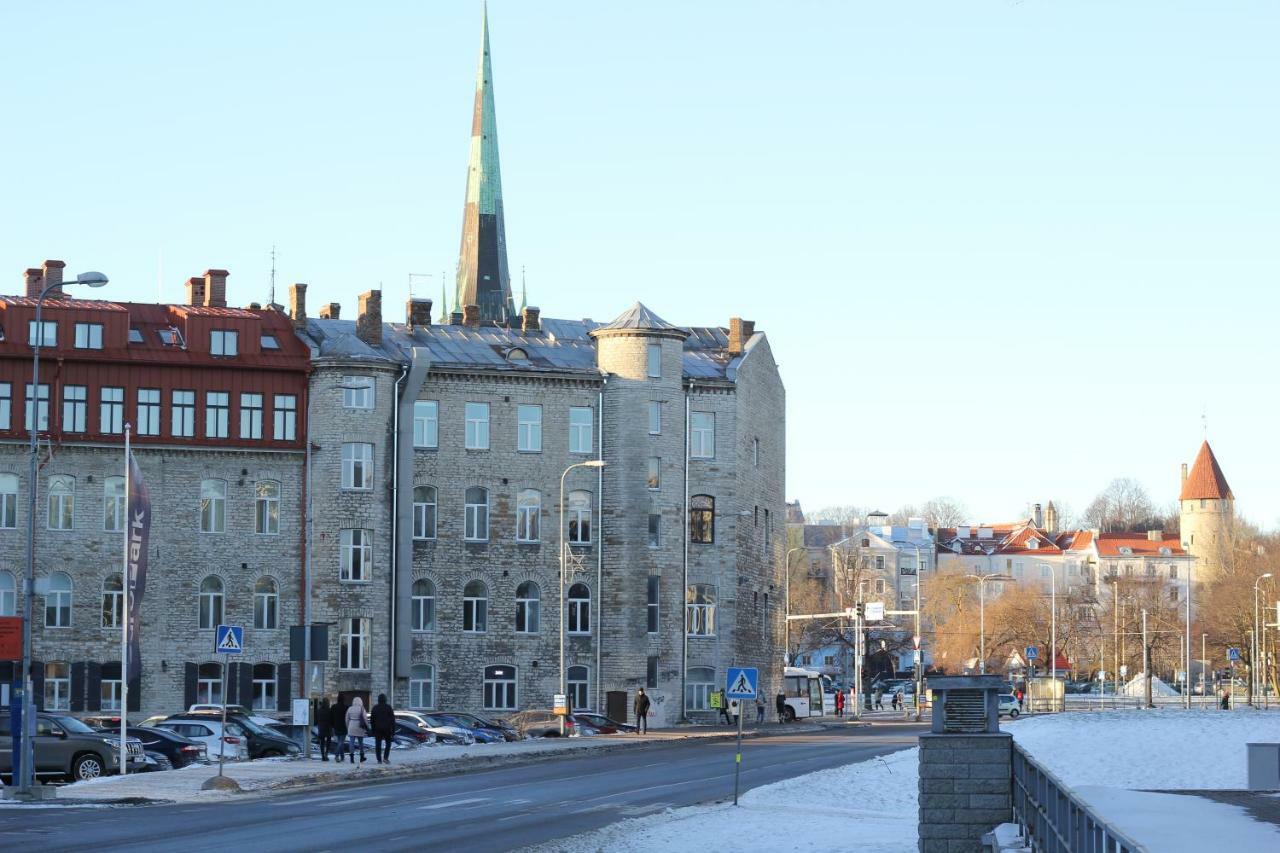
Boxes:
[1028,539,1039,549]
[74,323,103,349]
[159,327,185,347]
[505,347,528,361]
[28,320,56,347]
[1159,547,1171,556]
[261,334,280,350]
[211,329,238,357]
[1119,546,1133,556]
[128,328,143,343]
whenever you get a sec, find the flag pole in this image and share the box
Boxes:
[121,424,130,774]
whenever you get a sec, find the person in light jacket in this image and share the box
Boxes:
[345,696,369,763]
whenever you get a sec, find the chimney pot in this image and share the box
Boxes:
[357,290,383,346]
[521,305,541,333]
[727,317,745,355]
[462,304,481,328]
[289,283,308,328]
[185,276,206,307]
[450,309,464,325]
[42,260,65,299]
[23,268,43,299]
[407,297,432,329]
[204,269,229,309]
[319,302,340,320]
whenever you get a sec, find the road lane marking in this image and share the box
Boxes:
[418,797,489,810]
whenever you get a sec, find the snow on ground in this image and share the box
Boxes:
[1072,788,1280,851]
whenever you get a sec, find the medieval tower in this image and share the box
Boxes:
[1179,440,1234,577]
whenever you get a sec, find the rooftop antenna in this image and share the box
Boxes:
[1201,407,1208,439]
[269,245,278,306]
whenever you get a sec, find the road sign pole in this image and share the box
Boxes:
[219,652,228,777]
[733,700,744,805]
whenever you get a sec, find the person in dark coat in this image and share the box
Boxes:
[370,693,396,764]
[775,691,787,723]
[316,697,333,761]
[329,696,349,761]
[633,688,651,734]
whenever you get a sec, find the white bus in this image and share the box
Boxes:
[782,666,831,720]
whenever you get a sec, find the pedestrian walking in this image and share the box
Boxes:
[634,688,651,734]
[1220,687,1230,710]
[718,689,732,725]
[835,690,845,718]
[345,696,369,764]
[370,693,396,764]
[873,687,884,710]
[329,696,348,761]
[755,696,765,724]
[316,697,333,762]
[775,691,787,723]
[891,690,901,712]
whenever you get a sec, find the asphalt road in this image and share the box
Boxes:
[3,722,924,853]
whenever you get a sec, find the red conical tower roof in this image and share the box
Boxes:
[1180,441,1233,501]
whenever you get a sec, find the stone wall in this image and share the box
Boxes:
[918,732,1013,853]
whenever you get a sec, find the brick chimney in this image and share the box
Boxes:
[521,305,541,333]
[357,290,383,346]
[319,302,340,320]
[462,304,480,328]
[406,298,432,329]
[728,317,756,355]
[289,283,307,328]
[23,268,43,299]
[42,260,66,299]
[204,269,229,309]
[185,276,206,306]
[450,308,464,325]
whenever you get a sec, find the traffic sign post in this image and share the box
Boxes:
[725,667,758,806]
[214,625,243,780]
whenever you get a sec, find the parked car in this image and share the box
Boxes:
[998,694,1021,718]
[394,711,475,745]
[435,712,519,742]
[186,704,280,728]
[0,711,146,782]
[505,710,593,738]
[153,719,249,761]
[97,725,209,769]
[169,712,300,759]
[141,750,173,772]
[572,712,636,734]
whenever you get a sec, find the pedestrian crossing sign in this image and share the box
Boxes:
[215,624,244,655]
[726,667,758,700]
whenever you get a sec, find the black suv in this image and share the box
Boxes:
[0,711,145,782]
[166,712,300,759]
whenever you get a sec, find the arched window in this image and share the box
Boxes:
[199,575,224,629]
[252,662,277,711]
[516,489,540,542]
[685,584,716,636]
[413,486,437,540]
[44,662,70,710]
[567,490,591,544]
[685,666,715,711]
[464,487,489,541]
[200,479,226,533]
[463,580,488,633]
[197,662,223,705]
[101,573,123,629]
[47,475,74,531]
[483,664,517,710]
[689,494,714,543]
[0,473,18,529]
[255,481,280,535]
[567,665,590,711]
[45,572,72,627]
[410,664,435,709]
[0,570,16,616]
[411,579,436,632]
[567,583,591,634]
[516,581,540,633]
[103,476,125,532]
[254,577,278,629]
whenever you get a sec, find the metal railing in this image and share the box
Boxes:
[1012,743,1148,852]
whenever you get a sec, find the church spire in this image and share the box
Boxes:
[455,4,515,326]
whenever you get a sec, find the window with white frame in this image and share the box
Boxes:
[74,322,103,349]
[0,383,10,430]
[463,580,488,632]
[0,474,14,530]
[252,663,276,711]
[1170,565,1179,580]
[44,573,72,627]
[62,385,86,433]
[690,412,715,458]
[412,485,437,539]
[254,577,278,629]
[689,494,714,543]
[101,573,123,629]
[0,570,15,615]
[137,388,161,435]
[100,662,122,711]
[273,394,297,441]
[647,457,660,490]
[517,404,542,452]
[413,401,438,448]
[685,666,714,711]
[198,575,224,629]
[47,475,74,531]
[568,583,591,634]
[240,393,263,439]
[339,617,370,670]
[874,555,885,570]
[464,402,489,449]
[569,407,593,454]
[172,390,195,437]
[568,665,590,710]
[567,490,591,544]
[875,578,886,595]
[341,442,373,490]
[205,391,229,438]
[516,489,540,542]
[342,376,374,409]
[200,479,226,533]
[483,664,517,710]
[99,387,124,434]
[464,487,489,541]
[255,480,280,534]
[410,664,435,709]
[211,329,238,357]
[647,576,660,633]
[686,583,715,636]
[648,401,661,435]
[103,475,125,532]
[516,581,540,633]
[646,343,662,378]
[196,662,222,705]
[25,383,49,431]
[340,529,372,581]
[28,320,57,347]
[411,579,436,632]
[44,662,70,710]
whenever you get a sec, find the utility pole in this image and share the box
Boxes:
[1142,609,1152,709]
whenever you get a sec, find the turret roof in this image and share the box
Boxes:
[1180,441,1233,501]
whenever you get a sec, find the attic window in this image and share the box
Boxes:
[1119,546,1133,556]
[505,347,528,361]
[0,324,5,341]
[261,335,280,350]
[1159,547,1171,556]
[158,327,185,347]
[1028,539,1039,549]
[128,328,144,344]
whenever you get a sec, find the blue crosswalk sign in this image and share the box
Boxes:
[1026,646,1039,661]
[215,624,244,655]
[1228,647,1240,662]
[726,667,758,700]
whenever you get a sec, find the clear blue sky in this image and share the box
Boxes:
[3,2,1278,527]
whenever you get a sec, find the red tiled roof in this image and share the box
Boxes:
[1095,532,1186,557]
[1180,441,1233,501]
[1057,530,1094,551]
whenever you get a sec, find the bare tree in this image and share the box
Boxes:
[807,505,865,526]
[1083,478,1158,532]
[888,504,921,526]
[921,497,968,528]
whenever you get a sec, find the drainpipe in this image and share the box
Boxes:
[596,378,606,713]
[300,371,313,704]
[682,379,693,721]
[388,362,408,695]
[391,350,431,693]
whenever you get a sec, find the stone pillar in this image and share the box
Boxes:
[919,733,1013,852]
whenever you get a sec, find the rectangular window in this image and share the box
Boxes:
[0,475,16,530]
[569,406,593,454]
[753,437,759,466]
[273,394,297,441]
[62,385,87,433]
[413,401,438,448]
[240,393,263,439]
[211,329,238,357]
[25,383,49,431]
[648,401,661,435]
[342,375,374,409]
[464,402,489,450]
[646,655,658,688]
[341,443,374,490]
[647,457,660,490]
[28,320,56,347]
[647,343,662,378]
[172,390,195,437]
[647,576,660,633]
[517,404,542,452]
[99,387,124,434]
[0,383,10,430]
[205,391,229,438]
[874,555,885,570]
[690,412,715,458]
[339,617,370,670]
[763,508,771,552]
[136,388,161,436]
[648,513,661,548]
[100,679,122,712]
[340,529,372,581]
[74,323,103,349]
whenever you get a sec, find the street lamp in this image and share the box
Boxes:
[559,459,606,735]
[1039,563,1060,685]
[1254,573,1272,705]
[965,574,1013,675]
[15,270,109,800]
[913,546,924,722]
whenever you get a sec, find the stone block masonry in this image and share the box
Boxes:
[918,733,1013,853]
